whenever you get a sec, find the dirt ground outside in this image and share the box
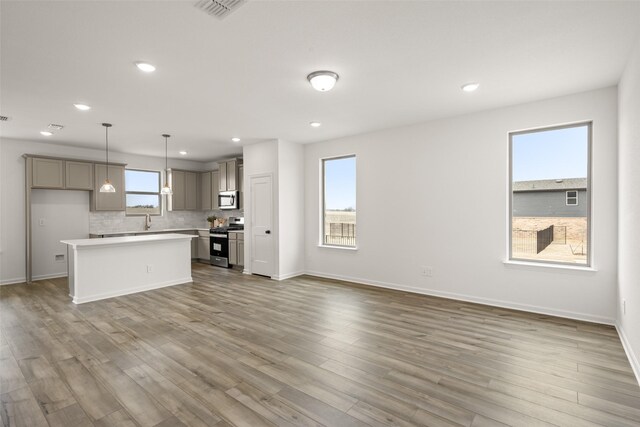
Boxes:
[512,216,587,264]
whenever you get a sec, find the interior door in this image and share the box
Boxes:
[250,175,273,277]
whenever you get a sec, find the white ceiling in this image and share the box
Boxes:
[1,1,639,162]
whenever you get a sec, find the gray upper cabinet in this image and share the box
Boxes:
[169,169,199,211]
[186,172,198,210]
[212,171,220,209]
[218,159,240,192]
[93,164,125,211]
[226,159,237,191]
[200,172,212,210]
[65,161,93,190]
[170,170,186,210]
[238,164,244,207]
[32,157,64,189]
[219,162,227,192]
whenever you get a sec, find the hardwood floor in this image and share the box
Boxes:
[1,263,639,427]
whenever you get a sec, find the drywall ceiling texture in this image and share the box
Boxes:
[304,87,618,324]
[618,39,640,379]
[0,137,205,284]
[2,1,640,159]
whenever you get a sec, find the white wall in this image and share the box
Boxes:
[305,87,619,324]
[31,190,90,280]
[0,137,206,284]
[243,140,279,277]
[277,140,305,279]
[618,39,640,380]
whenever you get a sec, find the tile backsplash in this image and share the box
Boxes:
[89,210,241,233]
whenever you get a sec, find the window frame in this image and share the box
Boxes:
[124,168,162,216]
[508,121,592,267]
[566,190,578,206]
[320,154,357,249]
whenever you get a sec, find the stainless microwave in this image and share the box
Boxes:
[218,190,239,210]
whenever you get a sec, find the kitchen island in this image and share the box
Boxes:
[61,233,194,304]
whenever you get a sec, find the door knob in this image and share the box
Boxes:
[265,230,271,234]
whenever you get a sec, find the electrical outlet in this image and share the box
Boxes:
[421,266,433,277]
[39,219,45,226]
[146,265,153,273]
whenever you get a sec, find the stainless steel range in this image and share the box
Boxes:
[210,217,244,268]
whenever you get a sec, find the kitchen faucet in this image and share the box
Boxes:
[144,213,152,231]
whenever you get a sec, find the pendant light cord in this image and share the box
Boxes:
[105,125,109,181]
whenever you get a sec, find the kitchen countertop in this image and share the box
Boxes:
[91,228,209,237]
[63,233,196,247]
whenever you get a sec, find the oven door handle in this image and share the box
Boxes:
[210,234,228,239]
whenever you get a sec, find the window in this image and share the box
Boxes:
[510,123,590,265]
[566,191,578,206]
[322,155,356,247]
[125,169,161,215]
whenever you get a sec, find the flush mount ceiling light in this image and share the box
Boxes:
[74,103,91,111]
[309,121,322,127]
[179,150,187,155]
[231,137,241,143]
[307,70,339,92]
[161,134,173,195]
[99,123,116,193]
[40,131,53,136]
[461,82,480,92]
[135,62,156,73]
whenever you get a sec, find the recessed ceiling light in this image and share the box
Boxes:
[179,151,188,155]
[461,82,480,92]
[135,62,156,73]
[231,137,241,142]
[73,103,91,111]
[307,71,339,92]
[40,131,53,136]
[310,121,322,127]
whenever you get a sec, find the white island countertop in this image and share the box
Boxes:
[62,233,196,248]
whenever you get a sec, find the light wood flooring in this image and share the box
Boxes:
[1,263,639,427]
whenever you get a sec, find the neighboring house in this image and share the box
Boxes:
[513,178,587,217]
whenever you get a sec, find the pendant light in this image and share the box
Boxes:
[99,123,116,193]
[160,134,172,195]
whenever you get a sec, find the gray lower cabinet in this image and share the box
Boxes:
[228,232,244,266]
[92,164,125,211]
[238,240,244,266]
[65,161,93,190]
[198,236,209,260]
[32,157,64,188]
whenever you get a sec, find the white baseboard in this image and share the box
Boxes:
[273,271,305,281]
[0,277,26,286]
[616,322,640,386]
[1,273,67,285]
[304,270,615,325]
[72,277,193,304]
[33,273,68,281]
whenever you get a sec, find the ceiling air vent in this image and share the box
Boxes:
[48,123,64,130]
[194,0,245,19]
[0,115,10,121]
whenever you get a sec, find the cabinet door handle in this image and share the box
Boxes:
[265,230,271,234]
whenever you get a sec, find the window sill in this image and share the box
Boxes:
[318,244,358,251]
[503,259,597,272]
